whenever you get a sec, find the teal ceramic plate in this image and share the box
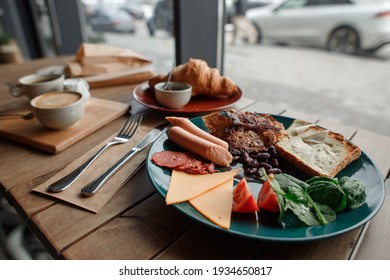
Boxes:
[146,115,385,242]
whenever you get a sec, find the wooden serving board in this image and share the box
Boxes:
[0,97,129,154]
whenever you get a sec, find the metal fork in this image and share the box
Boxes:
[48,114,143,192]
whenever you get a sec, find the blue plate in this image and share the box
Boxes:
[146,115,385,242]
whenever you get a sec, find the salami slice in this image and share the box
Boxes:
[151,151,190,169]
[151,151,215,174]
[176,157,215,174]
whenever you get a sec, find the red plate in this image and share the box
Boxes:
[132,82,242,114]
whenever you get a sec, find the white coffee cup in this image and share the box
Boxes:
[30,91,85,130]
[10,74,65,100]
[63,78,91,101]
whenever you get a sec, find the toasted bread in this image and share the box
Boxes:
[275,126,361,178]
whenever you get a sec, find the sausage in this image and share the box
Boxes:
[168,126,233,167]
[166,116,229,150]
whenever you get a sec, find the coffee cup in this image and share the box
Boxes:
[63,78,91,101]
[10,74,65,99]
[30,91,85,130]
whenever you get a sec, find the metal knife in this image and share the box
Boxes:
[80,123,169,197]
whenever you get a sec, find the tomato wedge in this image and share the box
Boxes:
[257,177,280,213]
[232,178,259,213]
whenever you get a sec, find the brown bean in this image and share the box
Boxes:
[256,152,270,162]
[268,146,278,158]
[246,159,259,168]
[259,162,273,170]
[267,168,282,174]
[270,158,279,168]
[241,151,251,164]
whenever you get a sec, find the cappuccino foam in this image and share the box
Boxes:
[34,92,81,109]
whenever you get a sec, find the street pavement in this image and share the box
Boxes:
[224,42,390,137]
[103,21,390,137]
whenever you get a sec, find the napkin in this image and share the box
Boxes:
[32,123,154,213]
[64,43,155,89]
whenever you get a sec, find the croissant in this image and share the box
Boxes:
[148,58,240,97]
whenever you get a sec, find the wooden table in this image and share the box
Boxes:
[1,57,389,260]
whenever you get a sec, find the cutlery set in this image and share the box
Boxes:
[47,113,168,197]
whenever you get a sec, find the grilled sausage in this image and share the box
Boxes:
[166,116,229,150]
[168,126,233,167]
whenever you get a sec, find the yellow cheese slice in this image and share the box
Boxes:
[189,178,234,229]
[165,169,239,205]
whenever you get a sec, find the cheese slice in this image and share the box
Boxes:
[293,124,314,136]
[189,178,234,229]
[165,169,239,205]
[302,130,328,144]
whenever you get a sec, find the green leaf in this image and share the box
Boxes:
[315,203,336,223]
[339,176,367,209]
[306,178,347,212]
[274,173,307,204]
[262,169,285,223]
[274,173,332,225]
[285,200,321,226]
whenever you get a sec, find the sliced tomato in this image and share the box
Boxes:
[232,178,259,213]
[257,177,280,213]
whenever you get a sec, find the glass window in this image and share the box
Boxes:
[279,0,308,9]
[224,0,390,137]
[81,0,175,74]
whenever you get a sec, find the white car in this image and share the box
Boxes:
[246,0,390,53]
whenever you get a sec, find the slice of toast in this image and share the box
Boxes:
[275,126,361,178]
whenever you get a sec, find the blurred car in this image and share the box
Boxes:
[88,7,136,34]
[120,4,144,20]
[246,0,390,54]
[147,0,174,36]
[225,0,273,23]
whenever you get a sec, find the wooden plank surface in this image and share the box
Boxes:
[349,129,390,178]
[0,97,129,153]
[354,180,390,259]
[19,88,255,258]
[1,116,127,192]
[61,193,194,260]
[31,165,153,257]
[2,59,390,261]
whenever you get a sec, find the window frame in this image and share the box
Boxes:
[1,0,225,72]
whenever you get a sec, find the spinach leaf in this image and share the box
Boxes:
[284,198,336,226]
[264,171,366,228]
[274,173,307,204]
[303,188,332,225]
[263,171,285,223]
[306,177,347,212]
[285,200,322,226]
[273,173,334,225]
[280,173,310,190]
[314,203,336,224]
[339,176,367,209]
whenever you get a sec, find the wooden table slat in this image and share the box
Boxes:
[155,223,260,260]
[349,129,390,179]
[30,152,150,256]
[244,101,285,115]
[61,194,194,260]
[353,179,390,260]
[281,110,319,124]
